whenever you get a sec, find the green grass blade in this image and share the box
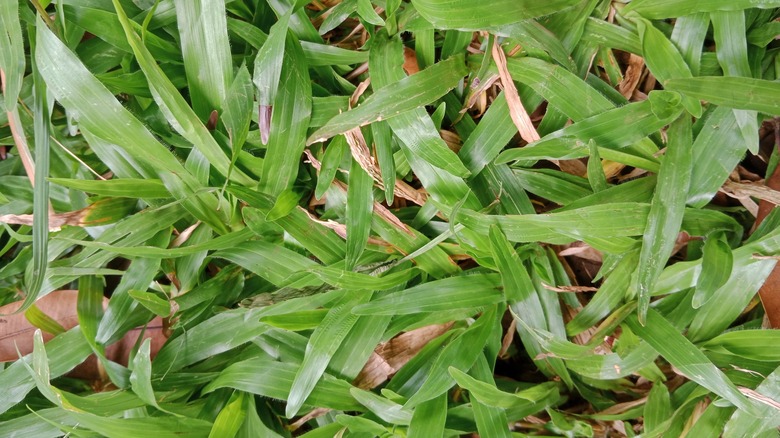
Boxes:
[23,19,51,313]
[367,31,475,204]
[687,107,749,207]
[703,330,780,362]
[352,274,503,315]
[129,338,163,410]
[370,121,396,203]
[636,115,692,323]
[209,391,247,438]
[222,65,254,158]
[459,203,650,245]
[68,411,213,438]
[644,380,672,435]
[0,0,24,110]
[48,178,170,198]
[112,0,254,186]
[314,137,348,200]
[468,355,514,438]
[687,258,775,342]
[153,309,268,374]
[458,92,516,175]
[514,168,592,205]
[693,234,733,308]
[497,92,682,164]
[490,227,568,379]
[214,240,318,286]
[34,16,227,232]
[665,76,780,116]
[625,0,780,18]
[356,0,384,26]
[670,13,709,76]
[505,57,613,120]
[285,292,370,417]
[309,266,418,290]
[408,393,447,437]
[637,18,701,117]
[309,49,467,141]
[404,305,498,408]
[581,17,642,54]
[449,367,559,410]
[624,309,759,416]
[230,187,347,264]
[258,33,312,196]
[350,388,411,424]
[0,328,92,415]
[724,364,780,436]
[345,157,374,270]
[411,0,579,29]
[711,10,760,154]
[174,0,233,119]
[253,11,289,115]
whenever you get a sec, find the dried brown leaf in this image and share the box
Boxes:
[618,54,645,99]
[352,322,454,389]
[491,42,540,143]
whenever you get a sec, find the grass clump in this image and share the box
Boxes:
[1,0,780,436]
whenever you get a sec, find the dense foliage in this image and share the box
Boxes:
[1,0,780,436]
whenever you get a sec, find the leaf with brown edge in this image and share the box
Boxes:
[0,198,136,231]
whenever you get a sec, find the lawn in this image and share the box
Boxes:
[1,0,780,436]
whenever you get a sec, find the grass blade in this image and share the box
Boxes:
[625,0,780,18]
[411,0,579,29]
[23,18,51,313]
[636,115,692,324]
[259,32,312,196]
[253,10,289,143]
[404,305,498,408]
[346,157,374,270]
[352,274,503,315]
[112,0,254,186]
[209,391,247,438]
[625,309,759,416]
[310,50,469,177]
[174,0,233,119]
[665,76,780,116]
[285,292,370,417]
[693,233,733,308]
[408,393,447,437]
[0,0,24,110]
[636,18,701,117]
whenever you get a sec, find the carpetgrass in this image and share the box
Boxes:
[1,0,780,436]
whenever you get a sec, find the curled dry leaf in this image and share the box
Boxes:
[440,129,462,152]
[618,54,646,99]
[402,46,420,75]
[559,242,603,263]
[170,221,201,248]
[499,318,516,359]
[349,78,371,108]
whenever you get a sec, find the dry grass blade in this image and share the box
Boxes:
[722,179,780,206]
[491,42,540,143]
[343,126,428,206]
